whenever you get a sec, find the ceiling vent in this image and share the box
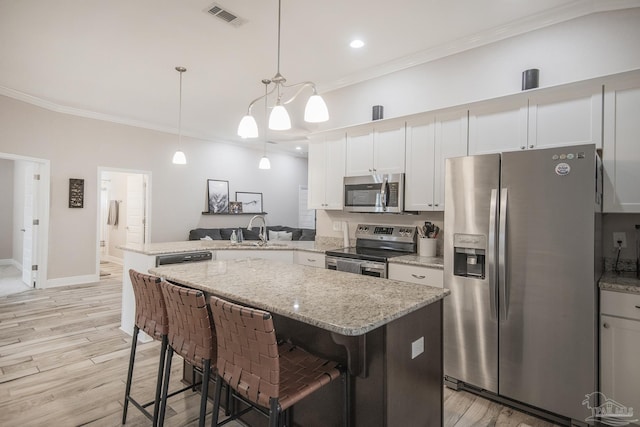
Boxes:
[206,3,246,27]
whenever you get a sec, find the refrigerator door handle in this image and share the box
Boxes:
[499,188,508,321]
[488,189,498,321]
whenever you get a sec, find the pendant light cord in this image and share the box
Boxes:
[178,69,183,144]
[276,0,281,77]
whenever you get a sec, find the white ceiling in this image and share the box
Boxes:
[0,0,635,156]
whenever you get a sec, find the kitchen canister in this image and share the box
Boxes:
[418,238,437,257]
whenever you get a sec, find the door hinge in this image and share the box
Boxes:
[33,219,39,225]
[34,174,41,180]
[32,265,38,271]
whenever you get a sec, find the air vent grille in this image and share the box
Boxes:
[206,3,245,27]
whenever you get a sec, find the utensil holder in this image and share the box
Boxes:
[418,238,437,257]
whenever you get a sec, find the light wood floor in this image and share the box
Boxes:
[0,262,559,427]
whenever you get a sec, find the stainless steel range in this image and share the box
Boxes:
[325,224,417,278]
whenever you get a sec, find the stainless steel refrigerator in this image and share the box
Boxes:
[443,144,601,423]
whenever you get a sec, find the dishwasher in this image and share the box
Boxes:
[155,251,213,266]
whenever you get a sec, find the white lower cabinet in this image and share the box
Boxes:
[294,251,325,268]
[388,264,443,288]
[215,250,294,263]
[600,290,640,414]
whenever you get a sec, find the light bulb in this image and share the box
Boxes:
[259,156,271,169]
[304,95,329,123]
[238,115,259,138]
[269,104,291,130]
[172,150,187,165]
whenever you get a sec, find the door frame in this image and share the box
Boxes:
[96,167,151,273]
[0,152,50,289]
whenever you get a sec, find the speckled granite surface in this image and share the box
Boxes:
[150,258,449,336]
[119,239,339,256]
[390,255,444,269]
[599,272,640,294]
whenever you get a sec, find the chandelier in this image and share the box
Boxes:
[237,0,329,139]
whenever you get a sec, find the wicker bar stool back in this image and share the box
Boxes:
[159,281,217,427]
[209,295,350,427]
[122,269,169,426]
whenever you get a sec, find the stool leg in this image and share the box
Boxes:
[343,370,351,427]
[158,346,174,427]
[199,359,210,427]
[268,398,279,427]
[152,335,168,426]
[211,374,223,427]
[122,325,140,425]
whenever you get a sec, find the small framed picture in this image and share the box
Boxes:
[229,201,243,214]
[236,192,263,214]
[207,179,229,213]
[69,178,84,208]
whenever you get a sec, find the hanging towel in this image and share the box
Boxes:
[107,200,120,226]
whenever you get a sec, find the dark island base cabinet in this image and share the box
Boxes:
[183,301,443,427]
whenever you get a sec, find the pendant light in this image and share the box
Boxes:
[237,0,328,138]
[258,79,271,169]
[172,66,187,164]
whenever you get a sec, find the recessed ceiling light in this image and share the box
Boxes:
[295,146,302,150]
[350,39,365,49]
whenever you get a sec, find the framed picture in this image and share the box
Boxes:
[69,178,84,208]
[236,192,263,214]
[229,201,243,214]
[207,179,229,213]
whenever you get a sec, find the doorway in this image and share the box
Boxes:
[0,152,50,291]
[97,168,150,268]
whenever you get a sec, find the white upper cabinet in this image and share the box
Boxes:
[346,121,405,176]
[603,73,640,212]
[308,132,346,210]
[405,110,468,211]
[469,84,602,155]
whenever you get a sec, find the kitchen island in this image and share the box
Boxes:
[149,258,448,427]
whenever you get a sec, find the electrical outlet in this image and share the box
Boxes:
[613,232,627,248]
[332,221,342,232]
[411,337,424,359]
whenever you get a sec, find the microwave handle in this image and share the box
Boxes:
[380,176,388,211]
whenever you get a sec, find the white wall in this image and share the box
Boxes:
[0,159,13,259]
[0,95,308,283]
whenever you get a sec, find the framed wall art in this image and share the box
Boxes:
[207,179,229,213]
[236,192,263,214]
[229,201,243,214]
[69,178,84,208]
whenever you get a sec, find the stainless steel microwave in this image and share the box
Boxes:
[343,173,404,213]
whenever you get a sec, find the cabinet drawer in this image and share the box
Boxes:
[294,251,325,268]
[388,264,443,288]
[601,290,640,320]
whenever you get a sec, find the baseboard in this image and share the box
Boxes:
[45,274,100,288]
[101,255,123,265]
[0,259,23,270]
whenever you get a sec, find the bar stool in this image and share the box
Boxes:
[158,281,217,427]
[209,295,350,427]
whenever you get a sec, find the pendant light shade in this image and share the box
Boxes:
[237,0,328,138]
[238,114,259,138]
[269,103,291,130]
[172,150,187,164]
[172,66,187,164]
[304,94,329,122]
[258,156,271,169]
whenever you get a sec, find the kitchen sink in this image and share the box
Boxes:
[235,242,288,248]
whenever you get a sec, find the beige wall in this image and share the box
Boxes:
[0,159,13,260]
[0,95,308,282]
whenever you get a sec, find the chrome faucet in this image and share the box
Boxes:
[247,215,267,245]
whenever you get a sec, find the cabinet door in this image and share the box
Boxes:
[600,315,640,414]
[603,75,640,212]
[346,128,374,176]
[307,140,326,209]
[324,134,346,209]
[405,116,436,211]
[528,85,602,150]
[433,110,468,210]
[374,123,406,174]
[468,99,528,154]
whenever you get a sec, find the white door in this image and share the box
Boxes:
[21,162,37,286]
[126,174,146,245]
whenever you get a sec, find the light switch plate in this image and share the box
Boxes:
[411,337,424,359]
[613,232,627,249]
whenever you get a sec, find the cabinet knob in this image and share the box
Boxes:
[529,145,534,149]
[603,323,609,329]
[428,204,432,207]
[434,204,439,207]
[411,274,426,280]
[521,146,526,150]
[307,259,316,262]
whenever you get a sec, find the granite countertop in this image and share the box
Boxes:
[599,272,640,295]
[119,239,337,256]
[149,258,449,336]
[390,255,444,269]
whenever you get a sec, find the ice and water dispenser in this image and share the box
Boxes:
[453,234,486,279]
